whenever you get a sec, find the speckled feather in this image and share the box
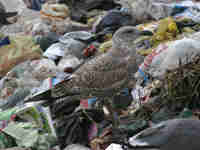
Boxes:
[27,26,143,101]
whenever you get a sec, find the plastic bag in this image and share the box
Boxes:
[130,0,173,23]
[59,31,93,59]
[0,59,59,100]
[152,17,179,43]
[0,103,55,135]
[173,1,200,22]
[34,32,59,51]
[105,144,122,150]
[58,55,83,72]
[94,10,136,33]
[135,37,200,80]
[40,3,69,21]
[43,43,64,60]
[61,39,86,59]
[151,38,200,76]
[60,31,93,42]
[31,22,52,36]
[0,36,10,47]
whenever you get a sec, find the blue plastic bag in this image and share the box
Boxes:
[0,37,10,48]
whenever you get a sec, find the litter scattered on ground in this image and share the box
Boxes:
[2,0,200,150]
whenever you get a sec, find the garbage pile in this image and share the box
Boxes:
[1,0,200,150]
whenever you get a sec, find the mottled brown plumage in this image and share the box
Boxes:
[27,26,144,102]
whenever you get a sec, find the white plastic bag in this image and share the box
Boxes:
[105,144,123,150]
[58,55,83,71]
[135,37,200,80]
[43,43,65,60]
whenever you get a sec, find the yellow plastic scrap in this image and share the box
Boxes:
[87,17,97,28]
[182,27,195,33]
[99,40,112,53]
[104,33,113,41]
[136,21,158,33]
[152,17,179,42]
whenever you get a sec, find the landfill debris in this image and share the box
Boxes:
[0,103,57,149]
[132,55,200,121]
[58,0,120,23]
[31,22,52,36]
[135,37,200,81]
[0,36,10,47]
[152,17,179,43]
[130,0,173,23]
[34,32,59,51]
[0,58,62,104]
[40,3,69,21]
[0,35,43,77]
[93,9,136,34]
[55,108,104,149]
[23,0,46,11]
[43,43,64,61]
[0,1,18,27]
[58,31,93,59]
[2,0,200,150]
[99,40,112,53]
[173,0,200,22]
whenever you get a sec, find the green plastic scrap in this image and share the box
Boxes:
[0,108,17,121]
[2,122,38,147]
[16,105,53,134]
[2,122,57,150]
[178,108,193,118]
[0,132,16,148]
[35,134,57,150]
